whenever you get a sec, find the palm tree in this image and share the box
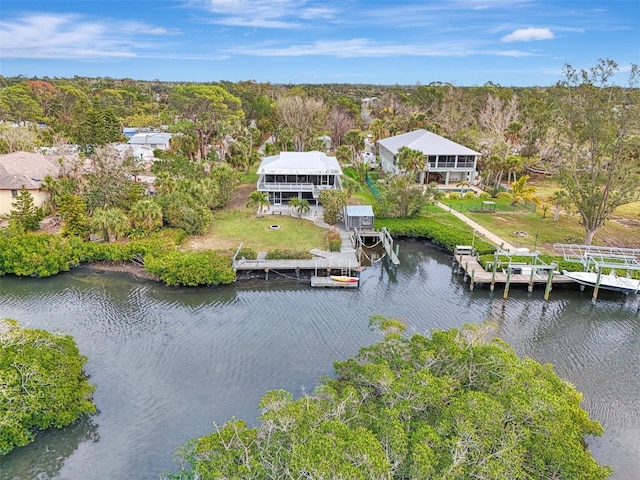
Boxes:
[91,207,130,243]
[341,176,362,200]
[550,189,572,222]
[505,175,540,207]
[396,146,425,180]
[288,197,310,217]
[247,191,270,217]
[130,199,163,233]
[456,180,471,195]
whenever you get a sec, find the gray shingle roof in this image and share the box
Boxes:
[257,151,343,175]
[0,151,61,190]
[377,129,480,156]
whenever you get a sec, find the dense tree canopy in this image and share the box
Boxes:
[0,319,96,455]
[163,320,610,480]
[169,85,244,160]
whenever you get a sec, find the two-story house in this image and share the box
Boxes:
[257,151,343,206]
[377,129,480,187]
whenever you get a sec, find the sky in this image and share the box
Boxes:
[1,0,638,86]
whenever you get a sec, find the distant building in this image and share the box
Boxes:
[377,129,480,186]
[0,152,61,215]
[257,151,343,206]
[122,127,140,138]
[127,132,172,150]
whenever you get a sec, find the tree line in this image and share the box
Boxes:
[1,58,639,244]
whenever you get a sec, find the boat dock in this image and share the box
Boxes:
[452,246,575,300]
[232,241,361,287]
[352,227,400,266]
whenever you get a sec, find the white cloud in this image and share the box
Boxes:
[0,13,176,59]
[198,0,338,28]
[501,27,554,42]
[229,38,521,58]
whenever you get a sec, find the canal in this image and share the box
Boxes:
[1,239,638,479]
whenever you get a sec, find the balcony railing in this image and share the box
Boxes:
[426,161,476,169]
[257,181,340,193]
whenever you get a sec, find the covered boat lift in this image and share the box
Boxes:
[553,244,640,303]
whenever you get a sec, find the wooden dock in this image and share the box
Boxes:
[452,246,575,300]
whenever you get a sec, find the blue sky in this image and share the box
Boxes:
[1,0,638,86]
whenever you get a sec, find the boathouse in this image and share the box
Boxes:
[344,205,374,230]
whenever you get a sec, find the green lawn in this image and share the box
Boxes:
[183,208,328,252]
[439,201,640,253]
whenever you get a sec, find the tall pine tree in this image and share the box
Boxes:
[8,186,44,232]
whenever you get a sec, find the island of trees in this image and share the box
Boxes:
[161,319,612,479]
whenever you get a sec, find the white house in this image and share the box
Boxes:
[0,152,61,215]
[127,132,172,150]
[257,151,343,206]
[377,129,480,187]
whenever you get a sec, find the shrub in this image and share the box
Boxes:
[144,250,235,286]
[447,192,462,200]
[0,319,96,455]
[375,217,495,255]
[478,191,491,199]
[265,249,313,260]
[464,191,477,199]
[326,228,342,252]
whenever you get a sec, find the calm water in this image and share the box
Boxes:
[1,240,639,480]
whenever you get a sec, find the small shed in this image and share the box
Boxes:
[344,205,374,230]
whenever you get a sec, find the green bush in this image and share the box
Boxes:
[464,191,476,199]
[144,250,235,286]
[478,191,491,199]
[447,192,462,200]
[0,233,84,277]
[265,249,313,260]
[326,228,342,252]
[375,217,495,255]
[0,319,96,455]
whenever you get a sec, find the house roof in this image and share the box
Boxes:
[257,151,343,175]
[377,129,481,156]
[127,132,172,145]
[345,205,374,217]
[0,151,61,190]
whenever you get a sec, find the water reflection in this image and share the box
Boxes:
[1,416,99,480]
[0,241,638,479]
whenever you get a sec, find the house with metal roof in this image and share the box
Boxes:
[377,129,481,187]
[257,151,343,206]
[127,132,172,150]
[0,151,61,215]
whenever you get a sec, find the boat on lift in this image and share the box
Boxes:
[562,270,640,294]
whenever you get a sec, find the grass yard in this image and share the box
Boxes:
[183,208,328,252]
[441,202,640,253]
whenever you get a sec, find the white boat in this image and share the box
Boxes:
[562,270,640,294]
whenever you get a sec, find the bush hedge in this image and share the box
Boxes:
[265,249,313,260]
[0,229,240,286]
[144,250,235,286]
[375,217,496,255]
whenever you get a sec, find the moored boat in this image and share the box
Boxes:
[562,270,640,294]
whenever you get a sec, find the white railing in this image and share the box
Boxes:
[257,181,340,192]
